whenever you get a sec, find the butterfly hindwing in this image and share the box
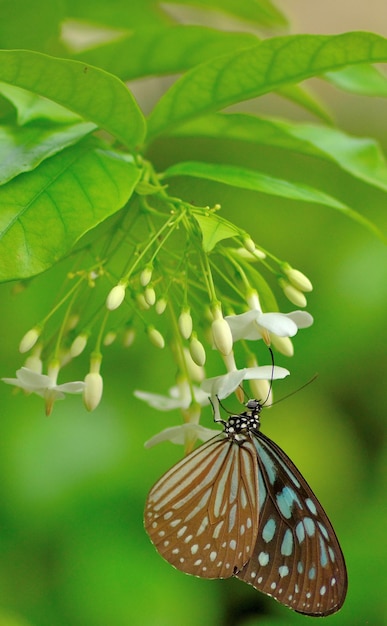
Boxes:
[235,431,347,616]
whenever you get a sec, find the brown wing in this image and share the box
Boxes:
[145,434,260,579]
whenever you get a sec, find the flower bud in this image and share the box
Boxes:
[234,247,266,261]
[189,335,206,367]
[23,354,43,374]
[282,264,313,292]
[123,328,136,347]
[106,283,126,311]
[103,331,117,346]
[70,333,88,357]
[136,293,150,310]
[183,348,205,383]
[140,265,153,287]
[243,236,256,254]
[144,286,156,306]
[155,298,167,315]
[83,372,103,411]
[280,280,307,307]
[178,309,193,340]
[211,316,233,356]
[19,327,40,353]
[270,334,294,357]
[65,314,80,331]
[148,326,165,349]
[249,378,272,404]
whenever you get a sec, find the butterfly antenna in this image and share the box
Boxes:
[270,373,319,407]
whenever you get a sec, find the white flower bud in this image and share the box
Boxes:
[83,372,103,411]
[70,333,88,357]
[270,334,294,357]
[140,265,153,287]
[66,314,80,331]
[23,355,43,374]
[282,264,313,292]
[103,331,117,346]
[178,309,193,340]
[189,335,206,367]
[123,328,136,347]
[148,327,165,349]
[155,298,167,315]
[106,284,126,311]
[136,293,150,310]
[144,286,156,306]
[212,317,233,356]
[19,327,40,353]
[249,378,272,404]
[234,247,266,261]
[243,236,256,253]
[183,348,205,383]
[280,280,307,308]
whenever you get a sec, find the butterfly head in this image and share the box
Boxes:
[223,398,262,442]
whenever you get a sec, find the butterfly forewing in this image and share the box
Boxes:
[235,431,347,616]
[145,434,260,579]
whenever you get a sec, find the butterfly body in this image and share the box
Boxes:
[145,400,347,616]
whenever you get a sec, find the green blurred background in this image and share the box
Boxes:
[0,2,386,625]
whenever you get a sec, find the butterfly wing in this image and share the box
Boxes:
[145,434,260,579]
[235,431,347,616]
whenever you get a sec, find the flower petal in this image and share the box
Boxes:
[202,365,290,400]
[243,365,290,380]
[285,311,314,328]
[201,369,248,399]
[144,423,219,448]
[134,390,184,410]
[225,311,261,341]
[258,312,298,337]
[57,381,85,394]
[15,367,51,390]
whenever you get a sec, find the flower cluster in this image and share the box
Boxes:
[2,160,313,422]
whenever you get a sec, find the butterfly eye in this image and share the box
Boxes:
[145,402,347,616]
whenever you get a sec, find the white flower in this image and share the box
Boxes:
[225,309,313,342]
[201,365,289,400]
[134,382,209,411]
[144,423,219,448]
[2,366,85,415]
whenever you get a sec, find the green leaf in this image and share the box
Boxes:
[0,121,96,185]
[0,50,146,149]
[0,82,85,125]
[193,213,240,252]
[74,26,258,81]
[325,64,387,96]
[166,0,288,27]
[0,138,142,282]
[163,160,385,240]
[76,25,330,122]
[147,31,387,140]
[172,113,387,192]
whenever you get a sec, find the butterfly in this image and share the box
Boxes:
[144,398,347,616]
